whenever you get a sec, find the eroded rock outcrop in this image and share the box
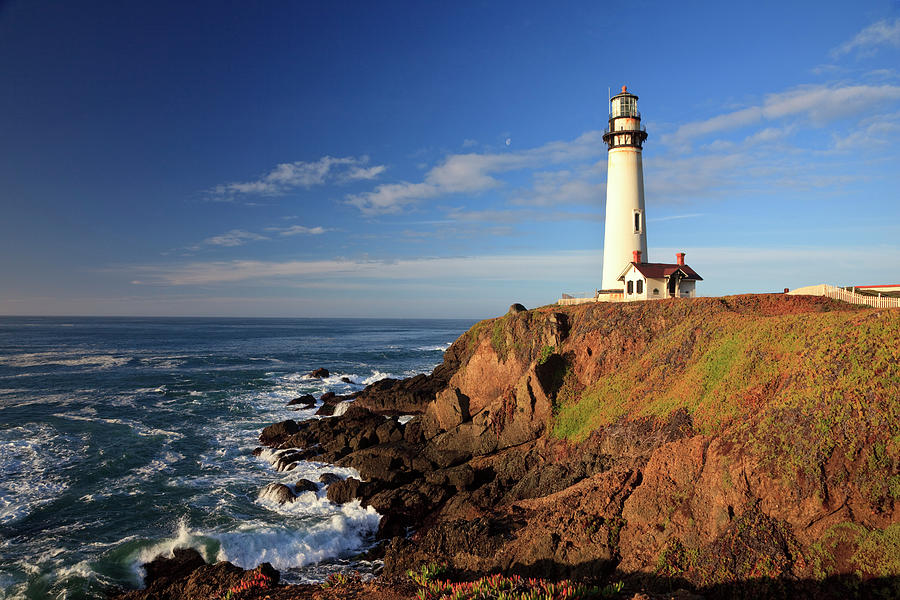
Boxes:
[249,295,900,599]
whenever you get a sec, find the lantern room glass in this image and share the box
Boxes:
[611,96,637,118]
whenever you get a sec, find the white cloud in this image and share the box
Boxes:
[268,225,328,236]
[193,229,268,248]
[130,252,602,286]
[831,18,900,58]
[210,155,384,199]
[346,131,605,215]
[125,245,900,306]
[663,84,900,145]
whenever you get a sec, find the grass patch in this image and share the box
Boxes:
[551,309,900,483]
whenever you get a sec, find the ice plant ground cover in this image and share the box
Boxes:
[407,564,624,599]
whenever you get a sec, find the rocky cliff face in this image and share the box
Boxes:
[128,295,898,600]
[370,295,898,597]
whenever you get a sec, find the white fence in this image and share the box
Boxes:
[788,284,900,309]
[558,291,624,305]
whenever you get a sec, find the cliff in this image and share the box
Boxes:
[377,294,900,597]
[121,294,900,599]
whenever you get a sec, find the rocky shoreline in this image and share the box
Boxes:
[113,295,900,599]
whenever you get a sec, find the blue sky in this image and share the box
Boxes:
[1,1,898,318]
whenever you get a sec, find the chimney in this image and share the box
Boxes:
[676,252,685,266]
[633,250,642,263]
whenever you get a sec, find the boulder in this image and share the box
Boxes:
[294,479,319,493]
[272,450,304,472]
[142,547,206,588]
[327,477,361,504]
[425,464,475,490]
[308,368,330,378]
[259,419,299,446]
[341,377,353,384]
[319,472,343,486]
[404,417,425,444]
[508,303,527,314]
[377,514,407,540]
[259,482,296,505]
[287,394,316,407]
[375,419,404,444]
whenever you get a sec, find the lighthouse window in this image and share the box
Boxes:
[633,210,643,233]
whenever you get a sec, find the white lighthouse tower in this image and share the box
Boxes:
[600,86,649,292]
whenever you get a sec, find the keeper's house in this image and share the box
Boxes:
[618,251,703,301]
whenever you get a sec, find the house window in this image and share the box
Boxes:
[636,280,643,294]
[653,288,660,296]
[633,210,642,233]
[627,280,634,294]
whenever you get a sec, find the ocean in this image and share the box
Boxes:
[0,317,473,599]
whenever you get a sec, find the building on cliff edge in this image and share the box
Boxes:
[559,86,702,306]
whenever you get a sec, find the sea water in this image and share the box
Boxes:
[0,317,472,599]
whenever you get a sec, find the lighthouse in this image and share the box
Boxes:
[558,86,702,306]
[600,86,648,292]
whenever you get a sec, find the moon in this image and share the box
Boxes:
[505,138,511,146]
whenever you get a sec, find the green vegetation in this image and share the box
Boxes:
[408,570,624,599]
[552,308,900,486]
[491,317,510,361]
[810,523,900,583]
[538,345,556,365]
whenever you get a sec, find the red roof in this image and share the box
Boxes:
[619,262,703,281]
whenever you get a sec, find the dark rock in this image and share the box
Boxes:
[316,403,336,416]
[326,477,361,504]
[259,419,299,446]
[425,464,475,490]
[404,417,425,444]
[320,391,337,402]
[272,450,305,472]
[352,374,440,415]
[119,550,280,600]
[375,419,403,445]
[341,376,353,384]
[287,394,316,407]
[294,479,319,493]
[309,368,330,378]
[348,430,376,452]
[424,445,472,469]
[319,472,343,486]
[251,447,263,457]
[508,303,527,314]
[411,455,435,474]
[259,482,296,504]
[142,547,206,588]
[377,513,407,540]
[344,449,394,481]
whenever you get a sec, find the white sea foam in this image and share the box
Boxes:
[417,343,452,351]
[332,401,354,416]
[132,519,220,584]
[133,494,380,581]
[133,451,185,477]
[361,370,394,385]
[0,351,130,370]
[0,424,81,525]
[218,498,380,570]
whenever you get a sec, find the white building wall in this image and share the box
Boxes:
[647,278,666,299]
[601,148,647,290]
[679,281,696,298]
